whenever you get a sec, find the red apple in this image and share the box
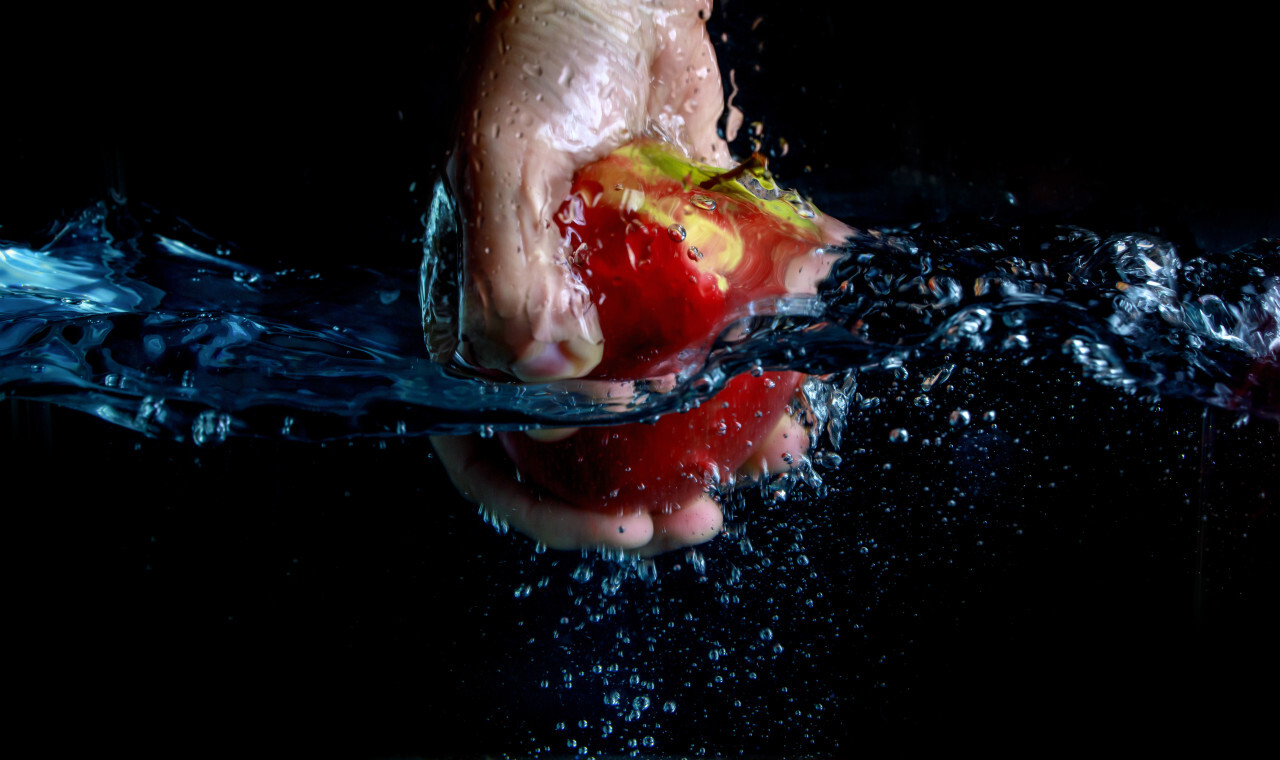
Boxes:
[501,140,834,513]
[562,139,833,380]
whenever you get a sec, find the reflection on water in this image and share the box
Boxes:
[3,199,1277,755]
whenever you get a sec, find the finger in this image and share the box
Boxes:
[431,434,655,551]
[738,411,809,481]
[637,491,725,557]
[648,0,732,167]
[784,248,845,295]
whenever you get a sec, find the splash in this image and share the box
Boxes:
[1,200,1276,448]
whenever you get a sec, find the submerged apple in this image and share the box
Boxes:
[501,139,841,513]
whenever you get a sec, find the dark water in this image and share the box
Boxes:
[7,4,1279,757]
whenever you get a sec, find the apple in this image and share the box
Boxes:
[562,139,834,380]
[501,140,835,513]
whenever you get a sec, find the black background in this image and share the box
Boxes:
[5,2,1277,756]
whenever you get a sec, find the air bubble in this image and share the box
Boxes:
[192,410,231,447]
[921,364,954,392]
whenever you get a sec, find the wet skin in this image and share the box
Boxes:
[430,1,848,555]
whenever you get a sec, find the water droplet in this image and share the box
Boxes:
[632,696,650,712]
[949,409,971,428]
[913,395,931,408]
[921,364,954,392]
[687,246,703,261]
[513,583,532,599]
[667,223,687,242]
[478,424,495,439]
[604,690,621,706]
[759,627,774,641]
[133,396,167,430]
[983,410,997,422]
[691,194,717,211]
[663,700,677,714]
[888,427,909,444]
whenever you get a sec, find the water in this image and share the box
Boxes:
[5,196,1276,754]
[4,200,1275,448]
[8,6,1278,755]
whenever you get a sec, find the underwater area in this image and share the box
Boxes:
[5,4,1277,756]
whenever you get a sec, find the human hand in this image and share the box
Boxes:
[432,410,810,556]
[441,0,732,382]
[430,1,849,555]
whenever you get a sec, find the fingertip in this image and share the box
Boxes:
[511,336,604,382]
[641,493,724,556]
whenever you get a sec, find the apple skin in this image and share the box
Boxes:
[561,139,832,380]
[501,140,829,514]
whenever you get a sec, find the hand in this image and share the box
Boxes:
[432,1,847,555]
[432,411,810,556]
[447,0,731,382]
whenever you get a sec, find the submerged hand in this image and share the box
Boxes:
[432,412,809,556]
[432,1,847,555]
